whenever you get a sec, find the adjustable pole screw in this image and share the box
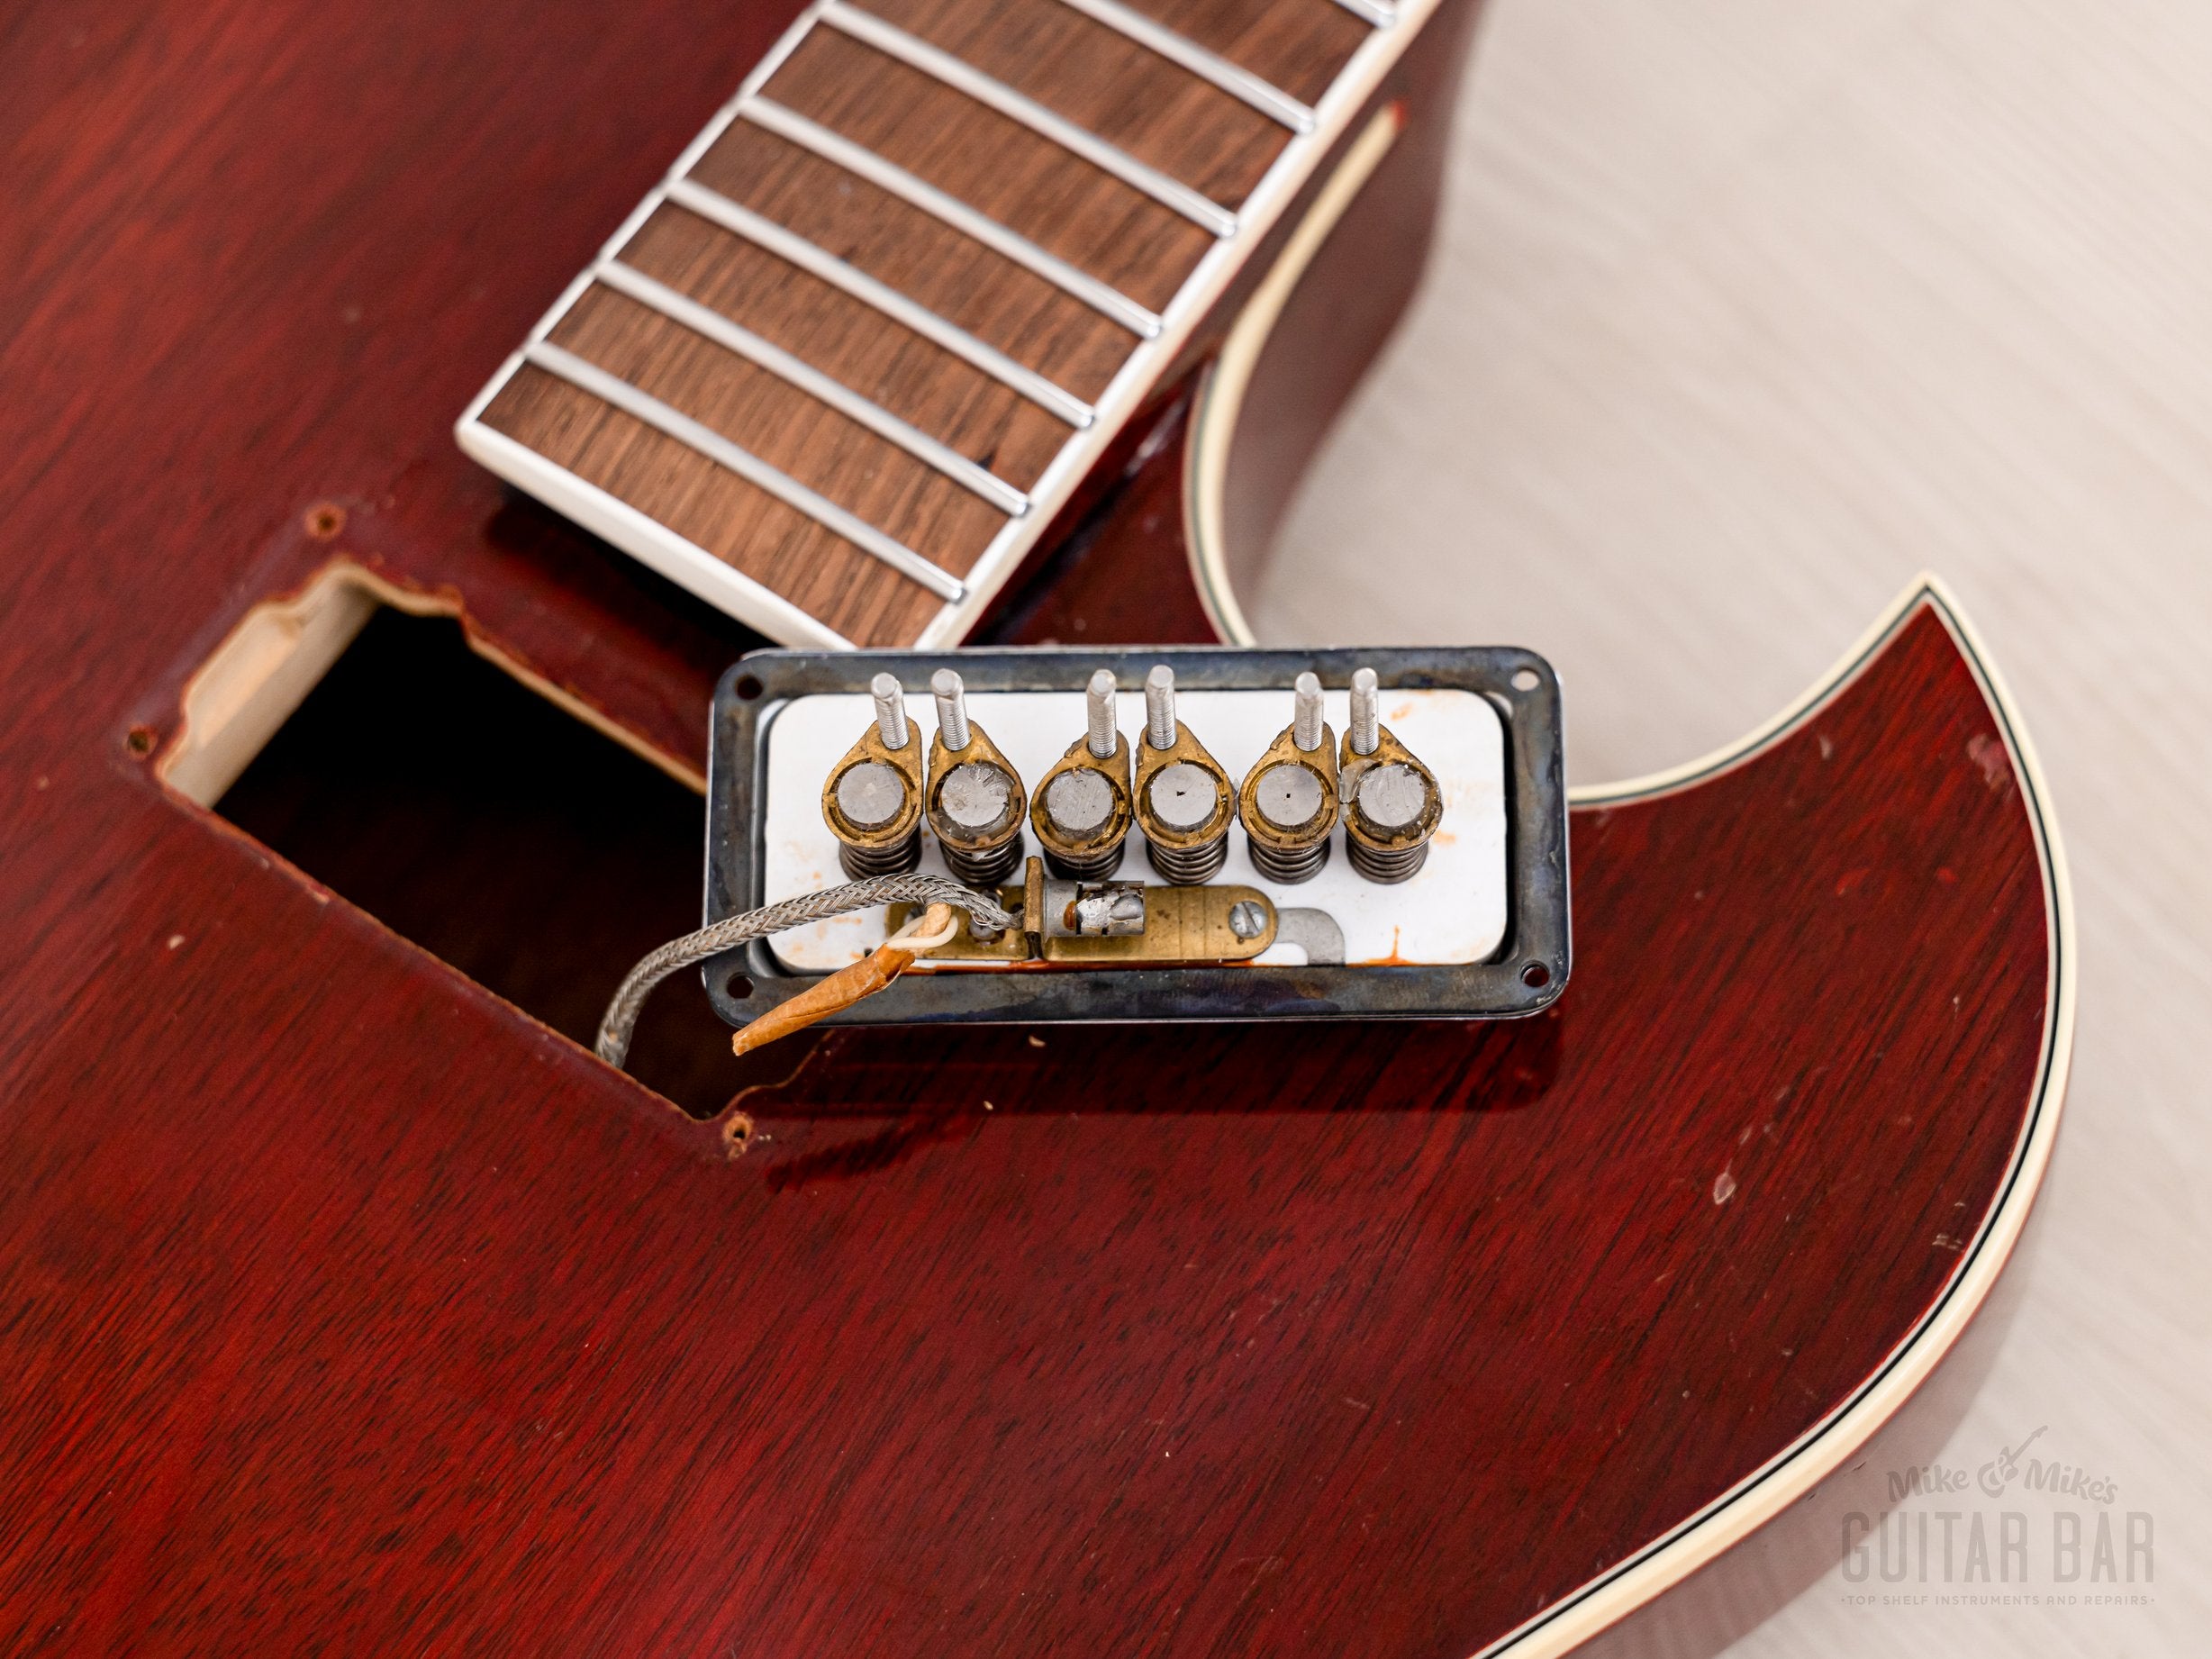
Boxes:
[1084,666,1117,761]
[932,666,971,753]
[872,671,909,749]
[1347,666,1381,756]
[1293,671,1325,751]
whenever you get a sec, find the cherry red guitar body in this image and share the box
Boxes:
[0,0,2068,1654]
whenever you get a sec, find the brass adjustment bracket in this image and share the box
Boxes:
[926,668,1028,887]
[821,673,925,877]
[1339,666,1444,884]
[1133,665,1233,884]
[1031,667,1134,879]
[1238,672,1337,884]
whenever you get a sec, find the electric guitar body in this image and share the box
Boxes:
[0,0,2069,1654]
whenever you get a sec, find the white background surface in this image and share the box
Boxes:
[762,687,1506,969]
[1252,1,2212,1651]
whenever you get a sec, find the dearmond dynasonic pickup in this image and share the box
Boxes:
[695,643,1568,1030]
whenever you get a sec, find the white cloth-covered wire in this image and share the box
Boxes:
[886,905,964,953]
[594,875,1017,1067]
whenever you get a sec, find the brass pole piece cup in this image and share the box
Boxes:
[1032,669,1134,879]
[822,672,926,878]
[1238,672,1337,884]
[1338,669,1442,884]
[1133,664,1233,885]
[927,668,1028,887]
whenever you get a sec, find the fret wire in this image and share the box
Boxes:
[595,260,1030,517]
[525,341,966,602]
[737,97,1165,338]
[1327,0,1397,29]
[819,0,1239,237]
[464,0,1438,651]
[1042,0,1314,133]
[659,178,1095,428]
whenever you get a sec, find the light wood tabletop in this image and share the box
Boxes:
[1256,1,2211,1651]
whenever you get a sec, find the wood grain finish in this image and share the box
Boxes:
[766,29,1219,301]
[620,204,1076,487]
[681,131,1134,393]
[484,366,955,645]
[540,286,1003,579]
[0,0,2062,1648]
[861,0,1292,204]
[0,584,2060,1653]
[1134,0,1371,103]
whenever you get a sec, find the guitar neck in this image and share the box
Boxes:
[457,0,1436,649]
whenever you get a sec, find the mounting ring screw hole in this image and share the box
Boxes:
[735,675,764,701]
[125,725,156,758]
[304,502,345,540]
[1510,668,1541,694]
[724,973,754,1001]
[1520,962,1551,988]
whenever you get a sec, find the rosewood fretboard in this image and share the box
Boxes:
[457,0,1425,648]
